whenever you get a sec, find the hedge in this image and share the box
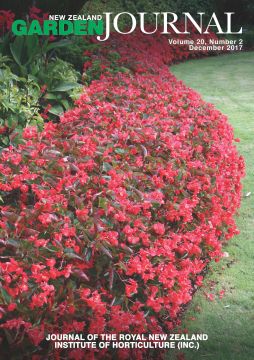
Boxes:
[0,28,245,359]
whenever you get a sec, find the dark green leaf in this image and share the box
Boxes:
[25,35,40,65]
[115,148,126,155]
[48,104,64,116]
[98,197,107,210]
[44,93,59,100]
[64,248,83,261]
[46,39,72,52]
[61,99,71,110]
[0,287,11,304]
[10,36,26,67]
[51,82,81,92]
[6,239,19,247]
[102,162,112,172]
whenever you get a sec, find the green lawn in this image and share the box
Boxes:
[168,52,254,360]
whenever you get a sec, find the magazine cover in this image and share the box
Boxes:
[0,1,253,359]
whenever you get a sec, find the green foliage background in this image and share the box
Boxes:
[1,0,254,26]
[83,0,214,25]
[83,0,253,26]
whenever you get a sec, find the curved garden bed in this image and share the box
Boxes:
[0,30,245,359]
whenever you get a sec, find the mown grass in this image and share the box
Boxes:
[167,52,254,360]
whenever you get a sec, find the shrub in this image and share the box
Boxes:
[0,56,44,148]
[225,28,254,50]
[0,30,244,359]
[37,58,83,117]
[0,7,87,131]
[55,36,99,73]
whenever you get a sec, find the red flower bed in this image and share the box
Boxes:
[0,29,244,359]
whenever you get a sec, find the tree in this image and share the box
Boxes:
[214,0,254,26]
[0,0,86,18]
